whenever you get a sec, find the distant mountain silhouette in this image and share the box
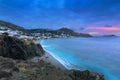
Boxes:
[56,28,92,37]
[0,20,92,37]
[102,35,116,37]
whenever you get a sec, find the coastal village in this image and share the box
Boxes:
[0,25,90,40]
[0,20,92,41]
[0,24,73,39]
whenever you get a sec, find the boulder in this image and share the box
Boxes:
[70,70,104,80]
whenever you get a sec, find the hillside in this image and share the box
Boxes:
[56,28,92,37]
[0,20,92,37]
[0,20,25,31]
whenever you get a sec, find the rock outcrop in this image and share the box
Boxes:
[0,33,44,60]
[70,70,104,80]
[0,56,104,80]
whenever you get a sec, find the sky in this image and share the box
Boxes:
[0,0,120,35]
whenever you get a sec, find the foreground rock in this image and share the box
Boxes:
[0,56,104,80]
[70,70,104,80]
[0,33,44,60]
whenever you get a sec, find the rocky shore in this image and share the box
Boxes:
[0,33,104,80]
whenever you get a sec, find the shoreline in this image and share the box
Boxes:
[40,40,76,70]
[30,50,68,70]
[34,40,67,70]
[42,52,66,70]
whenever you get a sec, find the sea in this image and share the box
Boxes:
[41,37,120,80]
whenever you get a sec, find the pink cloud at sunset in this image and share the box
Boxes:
[86,27,120,31]
[82,26,120,35]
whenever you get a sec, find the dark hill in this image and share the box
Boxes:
[0,20,25,31]
[102,35,116,37]
[28,29,57,34]
[56,28,74,34]
[56,28,92,37]
[0,20,92,37]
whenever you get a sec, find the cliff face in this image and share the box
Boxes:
[0,33,45,60]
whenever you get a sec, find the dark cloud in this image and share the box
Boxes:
[64,0,120,25]
[0,0,120,35]
[104,25,113,27]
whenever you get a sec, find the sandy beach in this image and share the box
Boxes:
[34,40,66,70]
[30,52,66,70]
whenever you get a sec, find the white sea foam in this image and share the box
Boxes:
[43,48,74,70]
